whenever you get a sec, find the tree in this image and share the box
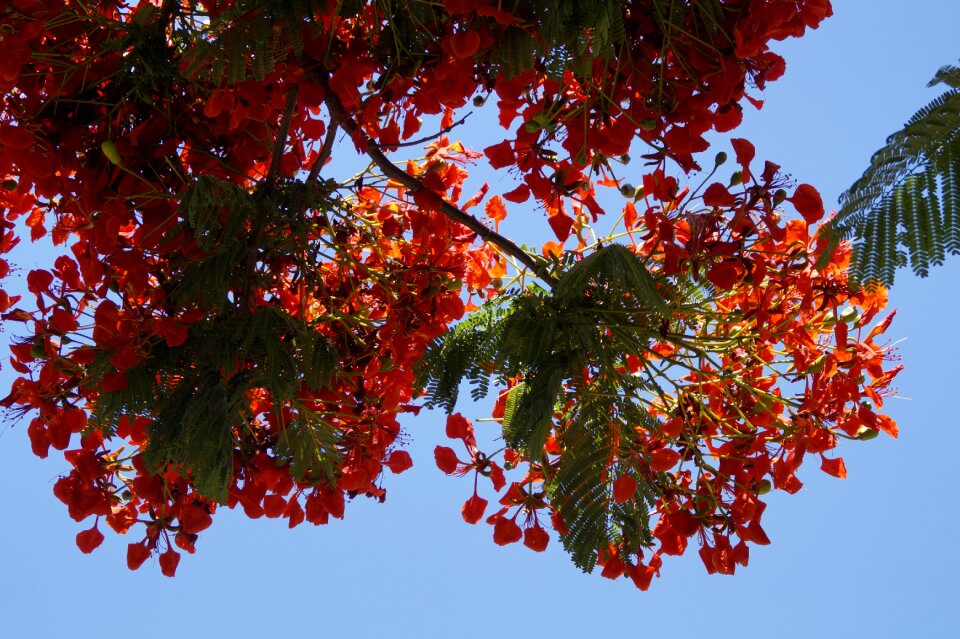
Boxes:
[0,0,900,588]
[818,62,960,286]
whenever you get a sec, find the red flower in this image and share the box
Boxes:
[703,183,736,208]
[106,503,138,534]
[484,195,508,224]
[127,543,151,571]
[175,532,198,554]
[789,184,825,223]
[730,138,755,182]
[108,343,139,370]
[819,455,847,479]
[159,547,181,577]
[484,140,515,169]
[26,269,53,297]
[0,124,34,151]
[548,210,574,242]
[612,475,637,504]
[461,493,488,524]
[384,450,413,474]
[492,516,522,546]
[502,184,530,203]
[523,524,550,552]
[626,553,663,591]
[48,308,78,334]
[263,495,286,518]
[434,445,462,474]
[706,261,742,290]
[443,0,485,14]
[649,448,681,472]
[447,31,481,59]
[75,525,104,554]
[445,413,474,441]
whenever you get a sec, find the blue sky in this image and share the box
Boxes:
[1,2,958,637]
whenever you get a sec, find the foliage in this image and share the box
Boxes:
[819,62,960,285]
[0,0,901,589]
[421,245,674,571]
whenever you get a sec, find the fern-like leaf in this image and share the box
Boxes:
[418,244,679,573]
[819,61,960,286]
[552,388,656,572]
[417,297,509,412]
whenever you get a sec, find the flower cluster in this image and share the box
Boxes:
[434,145,900,588]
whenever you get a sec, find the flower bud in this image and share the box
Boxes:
[101,140,123,166]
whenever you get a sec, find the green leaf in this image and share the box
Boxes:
[275,413,341,484]
[143,372,241,503]
[502,363,564,456]
[821,61,960,285]
[556,244,669,319]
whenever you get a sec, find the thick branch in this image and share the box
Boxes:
[319,77,555,286]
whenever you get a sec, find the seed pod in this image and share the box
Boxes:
[101,140,123,166]
[839,305,860,324]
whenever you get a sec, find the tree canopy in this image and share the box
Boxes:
[0,0,901,588]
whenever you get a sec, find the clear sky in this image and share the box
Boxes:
[1,2,958,637]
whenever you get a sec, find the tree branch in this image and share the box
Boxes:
[306,119,338,186]
[318,76,555,286]
[267,84,300,184]
[393,112,471,148]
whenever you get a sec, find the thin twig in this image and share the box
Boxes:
[393,112,472,148]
